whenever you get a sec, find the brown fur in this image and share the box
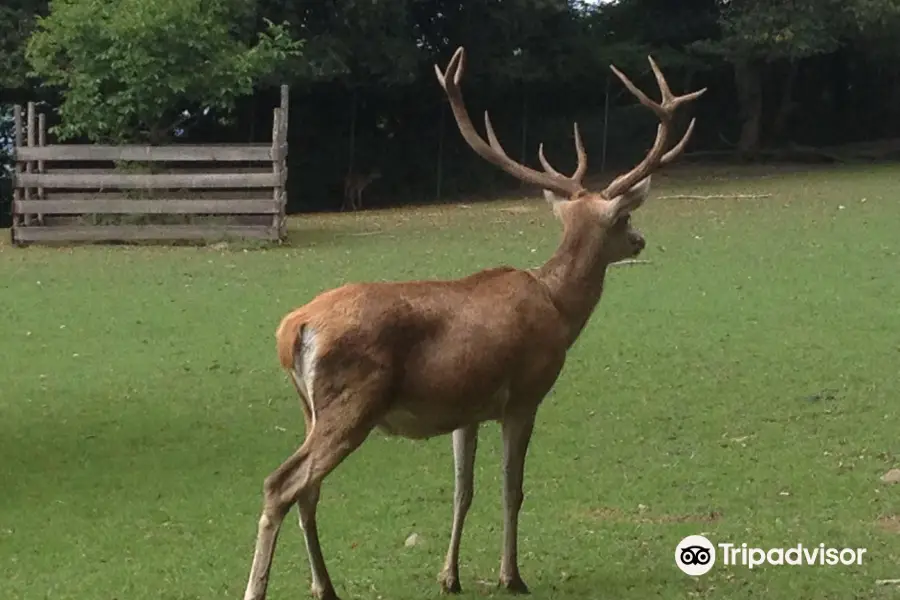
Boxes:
[283,267,568,439]
[242,46,705,600]
[275,308,308,370]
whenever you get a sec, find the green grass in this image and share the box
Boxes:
[1,163,898,600]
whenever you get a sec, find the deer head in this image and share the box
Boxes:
[435,47,706,265]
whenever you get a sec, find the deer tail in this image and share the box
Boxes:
[275,309,310,370]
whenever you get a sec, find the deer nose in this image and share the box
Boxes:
[633,235,646,251]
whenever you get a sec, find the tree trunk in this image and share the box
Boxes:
[771,59,799,144]
[519,91,528,188]
[435,101,445,201]
[733,58,763,158]
[347,89,358,178]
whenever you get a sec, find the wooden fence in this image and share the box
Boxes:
[10,86,289,245]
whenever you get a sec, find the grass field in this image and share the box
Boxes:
[1,164,899,600]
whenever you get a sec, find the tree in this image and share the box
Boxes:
[25,0,302,143]
[0,0,48,92]
[690,0,844,154]
[689,0,900,154]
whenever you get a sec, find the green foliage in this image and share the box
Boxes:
[24,0,302,143]
[846,0,900,30]
[845,0,900,59]
[0,107,12,171]
[261,0,422,87]
[692,0,843,61]
[693,0,900,61]
[0,0,48,90]
[5,0,900,192]
[0,106,11,226]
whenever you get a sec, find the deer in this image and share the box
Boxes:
[241,46,705,600]
[341,168,382,211]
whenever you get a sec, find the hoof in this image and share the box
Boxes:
[438,570,462,594]
[499,575,530,595]
[312,586,341,600]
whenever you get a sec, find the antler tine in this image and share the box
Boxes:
[609,64,667,120]
[538,143,565,178]
[484,111,511,158]
[434,46,467,90]
[483,110,591,189]
[660,117,697,166]
[647,56,674,104]
[571,123,588,180]
[600,122,668,196]
[537,123,588,184]
[435,46,586,198]
[484,110,585,185]
[649,55,708,110]
[608,117,698,189]
[485,113,588,189]
[600,56,706,201]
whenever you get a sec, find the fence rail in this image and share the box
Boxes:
[16,172,280,189]
[15,144,275,162]
[14,225,281,243]
[10,85,289,245]
[14,198,280,215]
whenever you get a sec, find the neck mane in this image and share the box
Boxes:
[532,212,611,346]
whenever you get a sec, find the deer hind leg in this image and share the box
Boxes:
[243,397,377,600]
[498,410,537,594]
[438,424,479,594]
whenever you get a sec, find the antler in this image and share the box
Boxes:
[600,56,706,201]
[435,47,587,198]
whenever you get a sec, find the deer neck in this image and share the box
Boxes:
[533,216,611,346]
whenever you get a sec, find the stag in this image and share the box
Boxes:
[242,46,705,600]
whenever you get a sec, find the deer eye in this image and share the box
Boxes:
[615,215,630,228]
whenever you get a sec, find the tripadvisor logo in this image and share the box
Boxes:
[675,535,716,576]
[675,535,867,576]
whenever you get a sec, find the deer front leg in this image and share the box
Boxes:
[438,424,479,594]
[499,411,536,594]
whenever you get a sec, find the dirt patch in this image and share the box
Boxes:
[496,205,537,214]
[876,516,900,534]
[584,506,722,525]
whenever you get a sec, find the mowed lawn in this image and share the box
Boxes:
[0,164,898,600]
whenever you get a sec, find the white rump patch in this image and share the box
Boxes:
[291,325,318,427]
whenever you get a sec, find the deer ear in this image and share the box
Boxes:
[543,189,567,217]
[542,189,568,218]
[609,176,652,218]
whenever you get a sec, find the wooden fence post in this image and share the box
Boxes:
[276,85,289,240]
[38,112,47,225]
[12,105,23,244]
[24,102,36,226]
[271,108,283,239]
